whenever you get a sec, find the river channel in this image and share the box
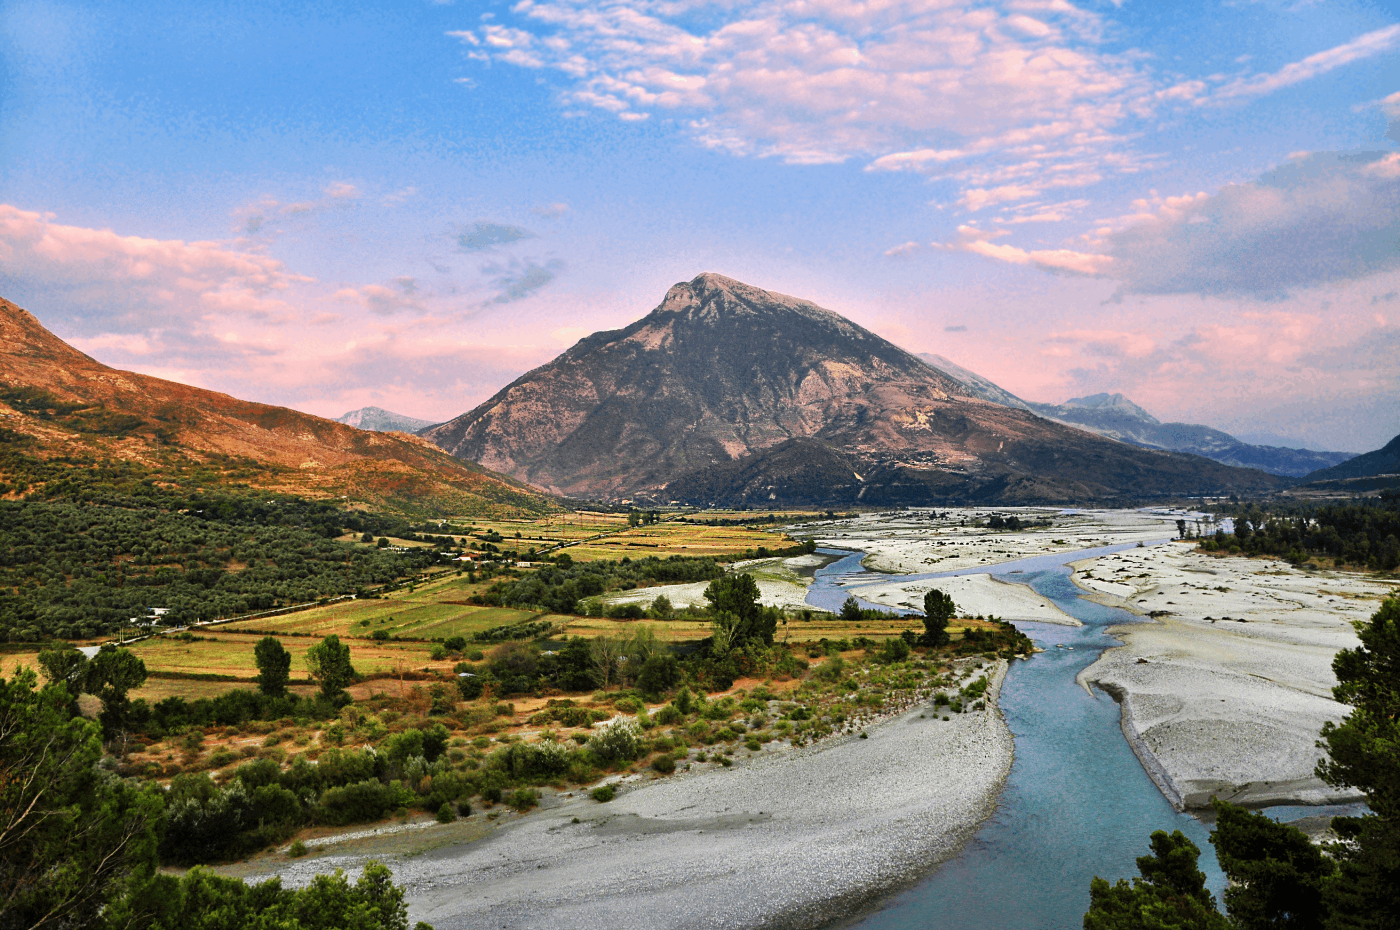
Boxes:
[802,543,1313,929]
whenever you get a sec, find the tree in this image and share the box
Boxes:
[1177,519,1188,539]
[840,596,862,623]
[703,574,776,647]
[37,643,89,713]
[0,667,164,929]
[85,644,148,738]
[1084,830,1231,930]
[1209,800,1333,930]
[1315,595,1400,929]
[305,634,356,700]
[923,589,957,647]
[253,636,293,697]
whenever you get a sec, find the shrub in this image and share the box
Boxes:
[436,802,457,824]
[508,787,538,812]
[288,839,307,858]
[654,703,682,725]
[590,784,616,803]
[586,717,642,763]
[651,754,676,774]
[429,644,448,661]
[456,799,472,817]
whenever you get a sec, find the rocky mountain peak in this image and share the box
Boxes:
[1063,392,1159,424]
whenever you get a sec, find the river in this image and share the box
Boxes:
[803,544,1357,930]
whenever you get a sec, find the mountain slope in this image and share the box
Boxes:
[919,355,1353,478]
[1302,433,1400,482]
[427,273,1285,504]
[0,297,553,516]
[337,406,436,433]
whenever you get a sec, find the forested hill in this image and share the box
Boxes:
[0,461,453,641]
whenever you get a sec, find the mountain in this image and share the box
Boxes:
[919,355,1354,478]
[1301,433,1400,482]
[336,406,436,433]
[426,273,1286,505]
[0,297,553,516]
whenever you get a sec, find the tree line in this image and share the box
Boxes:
[1200,493,1400,571]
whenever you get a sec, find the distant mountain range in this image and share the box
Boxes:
[0,297,552,517]
[425,273,1286,506]
[336,406,436,434]
[917,353,1354,478]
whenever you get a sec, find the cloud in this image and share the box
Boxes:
[484,258,563,304]
[936,223,1112,276]
[944,324,968,332]
[0,204,310,329]
[457,222,536,251]
[334,277,426,316]
[452,1,1159,208]
[1099,152,1400,297]
[946,151,1400,297]
[1213,24,1400,102]
[883,240,921,258]
[531,202,570,218]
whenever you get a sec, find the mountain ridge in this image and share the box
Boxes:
[336,406,437,434]
[0,296,554,516]
[916,353,1354,478]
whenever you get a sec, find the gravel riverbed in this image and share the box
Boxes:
[256,661,1012,930]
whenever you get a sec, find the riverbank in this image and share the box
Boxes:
[243,661,1013,930]
[1074,542,1396,809]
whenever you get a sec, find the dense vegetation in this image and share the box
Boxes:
[0,666,429,930]
[1084,596,1400,929]
[472,554,728,615]
[1199,493,1400,571]
[0,465,467,640]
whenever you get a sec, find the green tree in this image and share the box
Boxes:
[1209,800,1333,930]
[253,636,293,697]
[1315,595,1400,930]
[305,634,356,700]
[37,643,90,713]
[840,595,862,623]
[1084,830,1231,930]
[703,574,776,647]
[0,667,164,929]
[923,589,957,647]
[85,644,148,738]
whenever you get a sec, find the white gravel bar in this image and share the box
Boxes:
[263,662,1012,930]
[1075,542,1397,809]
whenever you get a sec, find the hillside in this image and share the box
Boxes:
[1301,433,1400,482]
[0,297,554,517]
[427,273,1286,505]
[917,355,1354,478]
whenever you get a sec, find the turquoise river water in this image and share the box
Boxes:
[803,545,1355,930]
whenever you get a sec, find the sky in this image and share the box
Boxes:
[1,0,1398,453]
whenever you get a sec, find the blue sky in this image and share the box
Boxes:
[2,0,1398,451]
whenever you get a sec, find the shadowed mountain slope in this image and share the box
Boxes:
[1302,433,1400,482]
[427,274,1286,504]
[918,355,1354,478]
[0,297,552,516]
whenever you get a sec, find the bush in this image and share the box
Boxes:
[650,754,676,774]
[508,787,538,812]
[456,799,472,817]
[436,802,456,824]
[287,839,307,858]
[586,717,642,763]
[429,644,448,661]
[590,784,616,803]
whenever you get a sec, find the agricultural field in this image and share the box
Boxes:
[562,521,795,561]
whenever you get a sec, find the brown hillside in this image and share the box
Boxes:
[0,297,554,515]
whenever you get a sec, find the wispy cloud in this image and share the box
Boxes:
[457,222,536,251]
[483,258,563,304]
[1213,24,1400,102]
